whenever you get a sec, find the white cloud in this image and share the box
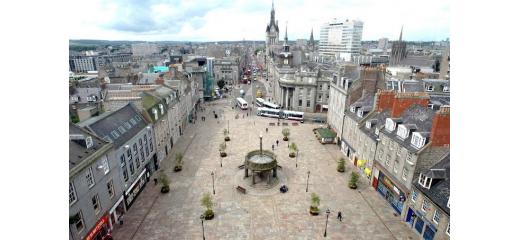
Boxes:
[68,0,449,41]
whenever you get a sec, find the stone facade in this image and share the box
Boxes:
[213,57,239,85]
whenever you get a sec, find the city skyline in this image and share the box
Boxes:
[69,0,450,42]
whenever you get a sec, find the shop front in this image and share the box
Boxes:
[354,159,372,179]
[124,169,148,209]
[84,214,111,240]
[340,140,355,161]
[405,207,437,240]
[376,170,407,214]
[108,195,125,229]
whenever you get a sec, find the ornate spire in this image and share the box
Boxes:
[399,25,403,42]
[270,0,275,25]
[310,28,314,42]
[284,22,288,43]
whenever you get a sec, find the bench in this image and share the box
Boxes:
[236,186,246,194]
[269,122,276,126]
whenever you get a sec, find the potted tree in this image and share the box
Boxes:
[337,157,346,172]
[349,171,360,189]
[174,153,183,172]
[201,193,215,220]
[289,142,298,158]
[309,192,320,216]
[219,142,227,157]
[159,170,170,193]
[282,128,290,141]
[224,129,230,141]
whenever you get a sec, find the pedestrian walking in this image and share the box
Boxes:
[266,127,268,133]
[276,140,279,146]
[247,112,249,117]
[272,144,275,151]
[337,211,343,221]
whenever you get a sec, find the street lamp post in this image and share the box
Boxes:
[306,171,310,192]
[227,119,229,133]
[324,209,331,237]
[220,156,223,167]
[211,171,215,195]
[260,134,263,155]
[200,215,206,240]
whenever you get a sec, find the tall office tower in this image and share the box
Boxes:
[319,18,364,61]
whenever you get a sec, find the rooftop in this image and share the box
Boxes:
[69,123,110,171]
[413,154,450,215]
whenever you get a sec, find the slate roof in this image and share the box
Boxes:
[345,92,375,121]
[69,123,110,170]
[413,154,450,215]
[381,104,436,153]
[360,109,391,141]
[81,103,148,148]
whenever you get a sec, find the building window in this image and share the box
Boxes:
[446,223,450,236]
[127,149,133,162]
[118,126,126,134]
[69,182,77,205]
[306,100,310,107]
[140,149,145,163]
[149,139,153,152]
[443,85,449,92]
[397,125,409,139]
[433,209,442,224]
[411,132,426,149]
[426,85,434,91]
[418,173,432,189]
[92,194,101,214]
[393,161,399,173]
[385,118,395,132]
[133,143,138,155]
[129,158,135,175]
[411,190,418,202]
[421,199,430,212]
[101,157,109,174]
[145,145,150,156]
[402,168,409,181]
[85,167,95,188]
[298,99,302,106]
[406,152,412,162]
[107,180,114,199]
[350,106,356,113]
[365,121,372,129]
[385,155,391,166]
[122,169,129,182]
[74,211,85,232]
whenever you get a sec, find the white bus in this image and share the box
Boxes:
[257,107,282,119]
[283,110,304,123]
[255,98,266,107]
[236,97,248,110]
[262,101,281,109]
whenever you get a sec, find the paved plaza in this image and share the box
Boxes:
[112,99,419,240]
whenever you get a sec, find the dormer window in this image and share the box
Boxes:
[397,125,409,139]
[159,104,164,115]
[356,109,364,118]
[385,118,396,132]
[85,136,93,149]
[418,173,432,189]
[365,121,372,129]
[152,108,158,120]
[375,127,380,136]
[428,104,434,109]
[411,132,426,149]
[443,85,450,92]
[426,85,434,92]
[350,106,356,113]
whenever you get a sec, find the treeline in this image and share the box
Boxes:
[69,45,97,52]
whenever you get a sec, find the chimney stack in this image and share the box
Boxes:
[430,105,450,147]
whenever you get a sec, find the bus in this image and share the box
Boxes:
[255,98,266,107]
[257,107,282,119]
[236,97,248,110]
[262,101,281,109]
[283,110,304,123]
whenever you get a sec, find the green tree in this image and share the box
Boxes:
[282,128,290,141]
[349,171,360,189]
[217,79,225,89]
[201,193,214,218]
[337,158,346,172]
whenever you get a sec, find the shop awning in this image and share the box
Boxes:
[364,167,372,177]
[356,159,367,167]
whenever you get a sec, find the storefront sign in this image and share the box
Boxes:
[124,169,148,208]
[84,214,109,240]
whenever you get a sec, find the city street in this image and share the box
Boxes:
[111,98,419,240]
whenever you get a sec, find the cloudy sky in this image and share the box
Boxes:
[69,0,449,42]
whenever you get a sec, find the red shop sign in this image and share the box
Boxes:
[84,214,109,240]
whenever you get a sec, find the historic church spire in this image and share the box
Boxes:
[270,0,275,24]
[284,23,288,43]
[399,25,403,42]
[309,28,315,51]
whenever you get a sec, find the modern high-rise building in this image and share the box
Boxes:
[319,18,364,61]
